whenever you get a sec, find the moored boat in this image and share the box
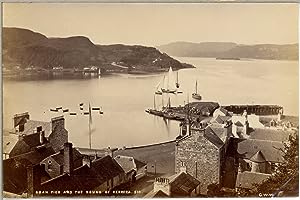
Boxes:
[192,80,202,100]
[161,67,177,94]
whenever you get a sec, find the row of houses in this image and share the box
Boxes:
[3,112,147,197]
[144,104,297,197]
[173,105,296,195]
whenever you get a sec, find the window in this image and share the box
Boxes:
[47,160,52,171]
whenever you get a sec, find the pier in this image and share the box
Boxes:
[223,105,283,115]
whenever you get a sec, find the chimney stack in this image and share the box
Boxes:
[39,131,45,145]
[13,112,30,128]
[51,116,65,132]
[63,142,74,175]
[27,165,41,197]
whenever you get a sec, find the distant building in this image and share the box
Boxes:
[213,107,232,117]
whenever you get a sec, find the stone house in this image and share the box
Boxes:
[175,120,232,194]
[40,143,83,179]
[11,112,68,156]
[225,137,285,190]
[3,145,56,195]
[114,155,147,182]
[28,143,126,197]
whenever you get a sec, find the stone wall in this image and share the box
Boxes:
[175,130,220,194]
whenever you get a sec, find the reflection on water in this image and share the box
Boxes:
[3,58,298,148]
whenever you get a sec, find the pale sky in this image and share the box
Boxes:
[3,3,299,46]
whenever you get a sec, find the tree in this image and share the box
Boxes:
[251,131,299,196]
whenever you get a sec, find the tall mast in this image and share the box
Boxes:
[89,103,92,149]
[154,94,156,110]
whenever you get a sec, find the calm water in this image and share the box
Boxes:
[3,58,298,148]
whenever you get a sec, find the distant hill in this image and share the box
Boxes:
[3,27,193,72]
[157,42,298,60]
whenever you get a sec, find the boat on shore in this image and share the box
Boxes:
[192,80,202,100]
[50,108,58,112]
[70,112,77,115]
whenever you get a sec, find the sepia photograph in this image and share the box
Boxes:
[2,1,299,198]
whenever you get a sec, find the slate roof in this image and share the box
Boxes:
[249,151,267,163]
[114,155,135,174]
[210,115,231,124]
[45,148,83,169]
[19,120,52,137]
[204,125,225,148]
[235,171,271,189]
[234,121,244,127]
[3,133,19,155]
[114,155,146,174]
[40,155,125,192]
[9,146,56,165]
[249,128,292,142]
[215,107,231,116]
[134,158,147,170]
[9,132,48,157]
[234,138,284,163]
[144,190,169,198]
[168,172,200,196]
[3,146,55,194]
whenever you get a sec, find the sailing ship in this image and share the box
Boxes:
[192,80,202,100]
[155,76,164,95]
[161,67,177,94]
[145,94,164,116]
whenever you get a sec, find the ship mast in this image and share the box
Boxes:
[89,103,92,149]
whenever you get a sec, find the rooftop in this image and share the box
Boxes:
[234,138,284,163]
[249,128,293,142]
[236,171,271,189]
[41,155,125,191]
[249,151,267,163]
[19,120,52,137]
[168,172,200,196]
[144,190,169,198]
[204,125,226,148]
